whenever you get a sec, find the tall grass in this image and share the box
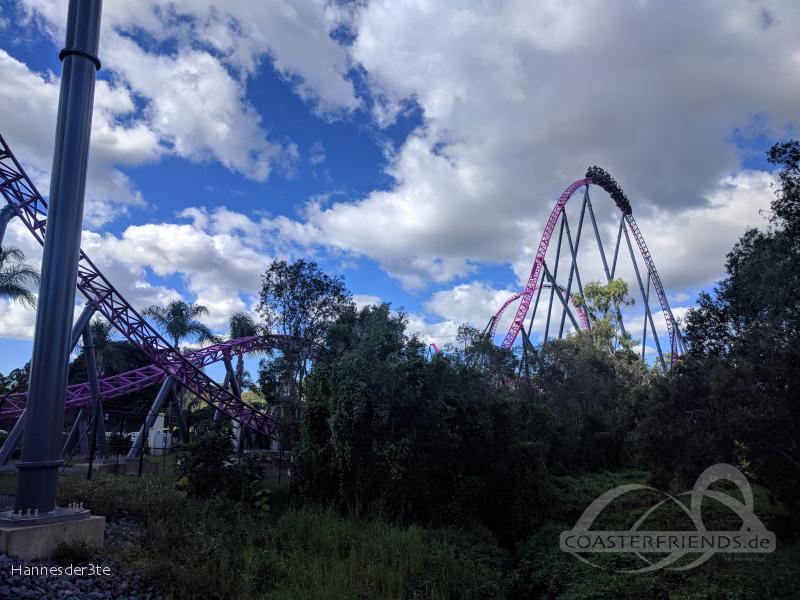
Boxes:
[57,474,507,600]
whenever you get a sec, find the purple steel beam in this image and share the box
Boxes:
[623,214,677,363]
[499,178,590,348]
[1,334,291,419]
[0,134,279,437]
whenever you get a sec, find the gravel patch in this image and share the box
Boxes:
[0,514,164,599]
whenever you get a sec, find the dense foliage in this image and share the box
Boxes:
[257,259,352,446]
[633,140,800,504]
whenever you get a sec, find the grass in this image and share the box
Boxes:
[48,469,800,600]
[56,473,508,600]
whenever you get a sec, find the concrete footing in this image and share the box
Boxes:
[0,515,105,559]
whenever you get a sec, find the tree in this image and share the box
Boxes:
[228,312,258,388]
[572,279,635,353]
[635,140,800,503]
[0,245,39,308]
[143,300,217,350]
[294,303,551,543]
[80,317,129,378]
[0,362,30,396]
[256,259,352,411]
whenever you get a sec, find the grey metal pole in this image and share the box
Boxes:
[0,205,16,246]
[61,409,84,458]
[586,195,626,337]
[70,303,97,349]
[82,326,108,458]
[78,412,89,458]
[214,370,230,422]
[15,0,103,514]
[543,215,566,342]
[542,262,581,332]
[558,191,588,337]
[0,409,25,465]
[169,386,189,443]
[561,207,587,306]
[525,270,547,339]
[127,376,173,460]
[223,357,244,453]
[610,215,625,279]
[622,222,666,371]
[642,270,651,362]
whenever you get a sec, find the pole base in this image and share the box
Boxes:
[0,505,91,527]
[0,513,104,560]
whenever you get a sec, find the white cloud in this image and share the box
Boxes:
[82,207,273,328]
[0,49,159,226]
[266,0,798,294]
[353,294,381,310]
[3,0,358,225]
[309,141,326,166]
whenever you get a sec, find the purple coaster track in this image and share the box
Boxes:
[0,335,291,419]
[0,134,280,438]
[489,284,590,339]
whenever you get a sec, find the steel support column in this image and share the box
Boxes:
[641,269,651,362]
[610,215,625,279]
[0,205,15,246]
[15,0,103,514]
[525,270,547,339]
[0,410,25,465]
[622,221,666,371]
[82,326,108,458]
[224,357,244,453]
[558,191,588,338]
[214,370,231,422]
[127,377,173,460]
[78,412,89,458]
[543,262,582,332]
[170,385,189,444]
[587,194,626,337]
[543,216,566,342]
[61,409,85,458]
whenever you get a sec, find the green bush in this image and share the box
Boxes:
[175,420,234,497]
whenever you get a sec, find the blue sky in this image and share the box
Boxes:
[1,1,799,379]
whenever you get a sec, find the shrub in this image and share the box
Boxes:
[174,420,234,497]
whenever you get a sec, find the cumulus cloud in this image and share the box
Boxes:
[0,50,159,226]
[3,0,798,353]
[5,0,358,215]
[267,0,798,294]
[0,205,277,340]
[82,207,274,328]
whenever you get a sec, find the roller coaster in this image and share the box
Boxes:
[1,127,684,471]
[0,0,688,528]
[484,166,685,371]
[0,133,289,465]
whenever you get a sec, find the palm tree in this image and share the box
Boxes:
[143,300,217,350]
[0,246,40,308]
[85,317,129,377]
[228,312,259,387]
